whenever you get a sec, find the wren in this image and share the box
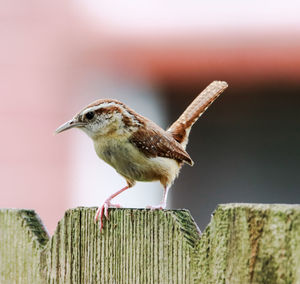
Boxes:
[56,81,228,231]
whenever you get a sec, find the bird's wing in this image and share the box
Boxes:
[129,122,193,166]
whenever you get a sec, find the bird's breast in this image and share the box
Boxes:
[93,137,180,185]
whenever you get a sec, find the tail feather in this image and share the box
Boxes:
[167,81,228,148]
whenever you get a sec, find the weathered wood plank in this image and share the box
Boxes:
[0,209,49,284]
[1,204,300,283]
[193,204,300,284]
[41,208,200,283]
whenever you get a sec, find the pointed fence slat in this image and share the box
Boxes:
[1,204,300,283]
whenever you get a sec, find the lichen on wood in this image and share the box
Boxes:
[193,204,300,284]
[1,204,300,283]
[42,208,200,283]
[0,209,49,284]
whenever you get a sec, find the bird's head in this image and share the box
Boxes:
[56,99,142,139]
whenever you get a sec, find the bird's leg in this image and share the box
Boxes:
[147,186,170,210]
[95,185,130,231]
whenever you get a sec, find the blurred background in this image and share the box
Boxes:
[0,0,299,235]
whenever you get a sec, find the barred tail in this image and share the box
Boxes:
[167,81,228,148]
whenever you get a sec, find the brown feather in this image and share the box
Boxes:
[79,98,145,127]
[129,119,194,166]
[168,81,228,147]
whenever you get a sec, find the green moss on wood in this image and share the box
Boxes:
[192,204,300,284]
[41,208,201,283]
[0,209,49,284]
[1,204,300,283]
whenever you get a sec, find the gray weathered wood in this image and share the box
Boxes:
[1,204,300,283]
[193,204,300,284]
[41,208,199,283]
[0,209,49,284]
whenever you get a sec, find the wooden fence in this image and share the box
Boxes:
[0,204,300,283]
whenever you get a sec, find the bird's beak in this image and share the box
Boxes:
[55,118,85,134]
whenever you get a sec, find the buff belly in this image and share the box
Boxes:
[94,138,180,186]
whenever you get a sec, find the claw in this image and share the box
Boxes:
[94,201,123,232]
[104,202,109,219]
[146,204,165,210]
[94,185,130,232]
[94,206,102,223]
[146,186,169,211]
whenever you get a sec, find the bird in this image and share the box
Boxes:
[56,80,228,231]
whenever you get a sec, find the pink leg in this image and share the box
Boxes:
[95,185,130,231]
[147,186,170,210]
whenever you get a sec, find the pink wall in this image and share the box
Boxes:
[0,1,84,234]
[1,0,299,234]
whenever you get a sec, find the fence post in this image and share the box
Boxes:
[0,209,48,284]
[1,204,300,283]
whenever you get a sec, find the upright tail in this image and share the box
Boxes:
[167,81,228,149]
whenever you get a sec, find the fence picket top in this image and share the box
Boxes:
[0,208,49,246]
[1,204,300,283]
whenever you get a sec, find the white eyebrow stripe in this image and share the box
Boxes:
[80,101,142,127]
[81,102,119,116]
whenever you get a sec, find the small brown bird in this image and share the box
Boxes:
[56,81,228,231]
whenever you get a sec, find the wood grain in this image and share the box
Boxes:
[1,205,300,283]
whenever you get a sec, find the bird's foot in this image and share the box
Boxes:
[146,203,166,210]
[94,201,122,231]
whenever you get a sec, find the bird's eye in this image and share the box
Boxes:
[85,111,95,120]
